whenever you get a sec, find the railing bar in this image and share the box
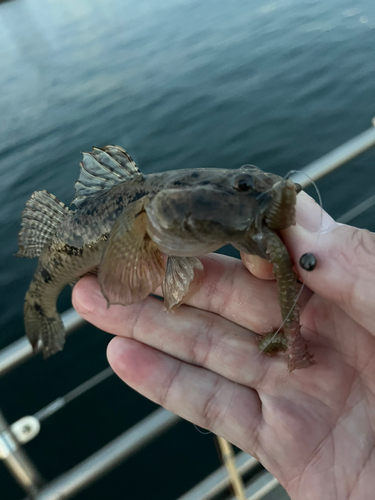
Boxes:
[0,309,84,377]
[34,367,114,422]
[291,124,375,188]
[25,408,180,500]
[63,366,113,404]
[0,410,44,496]
[243,475,280,500]
[337,193,375,224]
[33,398,66,423]
[177,452,258,500]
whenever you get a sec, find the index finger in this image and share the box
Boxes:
[241,191,337,280]
[283,194,375,336]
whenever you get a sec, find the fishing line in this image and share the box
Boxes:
[193,424,212,435]
[221,170,323,420]
[285,170,323,211]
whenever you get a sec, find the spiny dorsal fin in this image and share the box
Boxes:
[17,190,69,258]
[72,145,142,207]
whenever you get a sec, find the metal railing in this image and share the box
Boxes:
[0,411,44,498]
[32,408,180,500]
[291,125,375,188]
[1,120,375,500]
[0,309,83,377]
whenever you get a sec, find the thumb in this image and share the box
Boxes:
[284,194,375,335]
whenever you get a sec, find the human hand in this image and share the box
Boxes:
[72,192,375,500]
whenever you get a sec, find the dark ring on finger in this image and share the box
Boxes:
[299,253,317,271]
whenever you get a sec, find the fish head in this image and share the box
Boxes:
[145,166,299,257]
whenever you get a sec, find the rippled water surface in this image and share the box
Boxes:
[1,0,374,498]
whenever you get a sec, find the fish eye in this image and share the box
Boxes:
[234,175,253,192]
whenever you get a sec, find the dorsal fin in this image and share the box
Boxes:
[72,145,142,207]
[17,190,69,258]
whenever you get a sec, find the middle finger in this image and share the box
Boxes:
[73,273,305,388]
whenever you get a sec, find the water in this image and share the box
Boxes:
[0,0,374,498]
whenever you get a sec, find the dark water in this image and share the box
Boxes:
[1,0,375,498]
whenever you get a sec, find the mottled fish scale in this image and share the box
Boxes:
[25,236,108,355]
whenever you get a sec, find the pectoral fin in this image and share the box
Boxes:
[162,256,203,311]
[98,198,165,306]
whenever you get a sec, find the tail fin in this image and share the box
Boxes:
[24,291,65,358]
[17,190,69,258]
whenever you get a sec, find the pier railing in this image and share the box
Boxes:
[1,121,375,500]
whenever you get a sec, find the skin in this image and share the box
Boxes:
[72,191,375,500]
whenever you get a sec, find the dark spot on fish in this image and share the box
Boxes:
[63,244,83,257]
[53,257,62,267]
[63,231,84,247]
[133,191,147,202]
[116,196,123,205]
[71,215,82,226]
[34,303,44,316]
[113,206,123,218]
[84,207,99,217]
[77,199,87,208]
[173,180,182,186]
[190,172,199,179]
[41,267,52,283]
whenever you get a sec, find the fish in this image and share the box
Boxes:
[17,145,314,370]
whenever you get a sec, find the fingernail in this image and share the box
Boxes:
[296,192,338,234]
[241,253,255,270]
[107,336,128,359]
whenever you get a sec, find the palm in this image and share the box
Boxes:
[73,249,375,500]
[252,293,375,499]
